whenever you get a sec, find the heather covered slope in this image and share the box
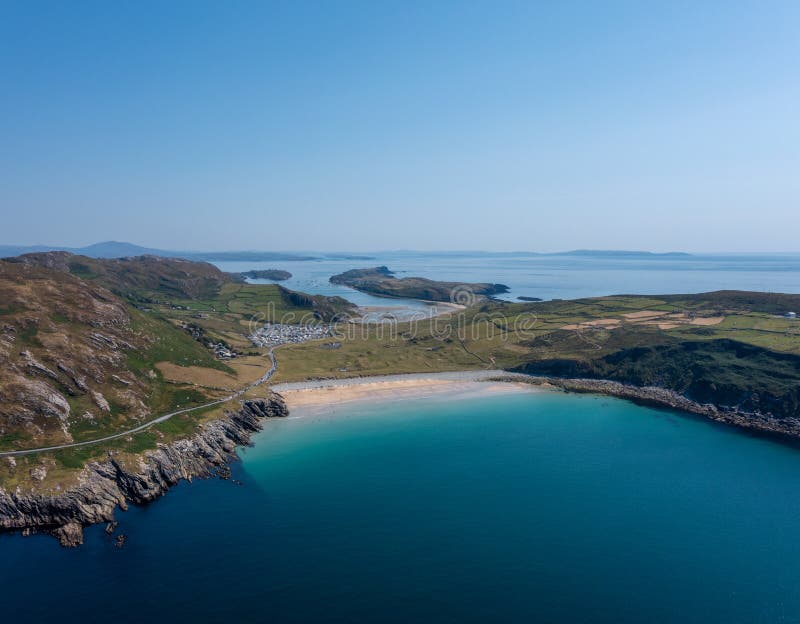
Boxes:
[516,332,800,417]
[0,260,227,452]
[6,251,239,300]
[7,252,354,322]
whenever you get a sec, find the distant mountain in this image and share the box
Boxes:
[0,241,317,262]
[75,241,165,258]
[0,242,693,261]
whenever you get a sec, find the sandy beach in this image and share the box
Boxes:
[271,370,541,415]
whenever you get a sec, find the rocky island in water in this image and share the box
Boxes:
[239,269,292,281]
[329,266,509,302]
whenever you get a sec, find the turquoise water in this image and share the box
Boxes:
[5,390,800,622]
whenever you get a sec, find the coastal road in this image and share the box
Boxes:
[0,349,278,458]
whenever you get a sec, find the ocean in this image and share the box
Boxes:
[5,391,800,623]
[214,251,800,309]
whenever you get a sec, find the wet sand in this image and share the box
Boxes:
[356,301,465,322]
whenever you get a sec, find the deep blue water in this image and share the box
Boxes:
[6,391,800,623]
[214,251,800,308]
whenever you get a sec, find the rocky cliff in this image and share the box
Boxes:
[0,396,287,546]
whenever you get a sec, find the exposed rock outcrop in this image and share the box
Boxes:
[91,390,111,413]
[0,396,287,547]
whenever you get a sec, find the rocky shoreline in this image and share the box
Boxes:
[0,395,287,547]
[495,375,800,441]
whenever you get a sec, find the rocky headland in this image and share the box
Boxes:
[0,396,287,546]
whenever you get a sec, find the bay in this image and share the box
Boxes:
[5,391,800,623]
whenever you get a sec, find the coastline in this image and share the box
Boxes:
[0,396,287,546]
[3,370,798,547]
[274,370,800,442]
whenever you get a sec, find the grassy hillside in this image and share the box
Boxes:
[0,254,354,462]
[7,252,355,352]
[0,260,232,453]
[7,251,237,299]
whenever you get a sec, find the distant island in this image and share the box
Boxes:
[552,250,692,258]
[374,250,694,258]
[0,242,698,264]
[324,254,377,261]
[330,266,509,302]
[240,269,292,281]
[517,296,543,302]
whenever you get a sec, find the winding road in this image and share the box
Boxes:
[0,349,278,458]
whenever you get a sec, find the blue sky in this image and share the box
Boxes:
[1,1,798,252]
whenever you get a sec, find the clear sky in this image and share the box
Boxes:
[1,1,798,252]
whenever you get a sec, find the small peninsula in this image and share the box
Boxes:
[330,266,509,302]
